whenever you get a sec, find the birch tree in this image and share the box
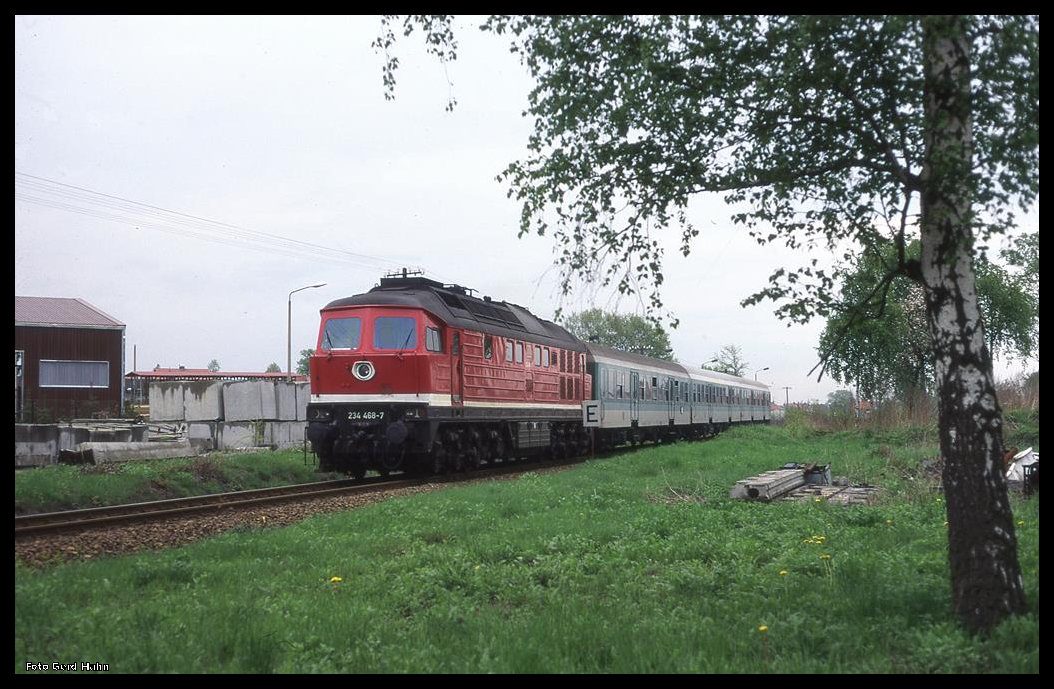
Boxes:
[377,14,1038,634]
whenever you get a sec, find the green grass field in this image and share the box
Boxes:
[14,424,1040,673]
[15,449,338,515]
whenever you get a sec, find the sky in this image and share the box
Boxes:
[14,15,1038,404]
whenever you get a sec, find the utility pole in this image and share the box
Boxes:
[783,386,792,406]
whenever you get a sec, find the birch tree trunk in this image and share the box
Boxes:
[920,15,1027,635]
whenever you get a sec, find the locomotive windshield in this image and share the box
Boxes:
[373,316,417,350]
[321,317,362,351]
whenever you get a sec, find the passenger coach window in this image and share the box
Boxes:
[425,327,442,352]
[321,317,362,351]
[374,317,417,350]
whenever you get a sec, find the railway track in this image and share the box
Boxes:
[15,456,584,538]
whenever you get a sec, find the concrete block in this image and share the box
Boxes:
[295,382,310,421]
[219,422,265,450]
[184,381,224,421]
[15,424,60,467]
[149,382,186,421]
[265,421,306,448]
[223,381,278,421]
[187,422,217,452]
[80,440,195,464]
[275,382,298,421]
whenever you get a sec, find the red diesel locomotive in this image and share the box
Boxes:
[306,274,592,476]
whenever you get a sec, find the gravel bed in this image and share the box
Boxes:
[15,466,574,568]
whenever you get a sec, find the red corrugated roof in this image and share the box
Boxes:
[15,296,124,328]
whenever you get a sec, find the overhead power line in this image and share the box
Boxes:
[14,171,424,273]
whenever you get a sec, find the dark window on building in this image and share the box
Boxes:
[39,360,109,388]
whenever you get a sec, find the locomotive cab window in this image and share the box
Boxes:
[374,317,417,350]
[321,317,362,351]
[425,327,442,352]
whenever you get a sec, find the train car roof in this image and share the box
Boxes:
[584,343,690,376]
[322,276,585,351]
[687,367,770,391]
[585,343,769,391]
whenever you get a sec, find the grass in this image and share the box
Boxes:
[14,450,338,515]
[14,424,1040,673]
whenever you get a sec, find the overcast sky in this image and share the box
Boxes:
[14,15,1038,403]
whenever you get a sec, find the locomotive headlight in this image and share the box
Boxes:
[351,360,376,381]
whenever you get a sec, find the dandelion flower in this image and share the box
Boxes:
[758,625,768,633]
[779,570,788,576]
[814,498,822,503]
[1017,520,1025,526]
[886,519,893,525]
[820,554,831,561]
[329,576,343,583]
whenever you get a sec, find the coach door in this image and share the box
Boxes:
[450,331,464,414]
[630,372,640,425]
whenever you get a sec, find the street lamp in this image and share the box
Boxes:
[288,283,326,382]
[702,358,718,369]
[754,367,770,381]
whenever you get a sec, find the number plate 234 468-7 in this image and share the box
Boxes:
[347,410,385,421]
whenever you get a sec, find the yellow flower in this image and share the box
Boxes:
[758,625,768,633]
[1017,520,1025,526]
[885,519,893,525]
[329,576,343,583]
[814,497,822,503]
[778,570,788,576]
[820,554,831,561]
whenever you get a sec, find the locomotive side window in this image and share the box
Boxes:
[425,327,442,352]
[543,348,550,368]
[515,341,524,364]
[505,340,514,362]
[320,317,362,351]
[484,336,493,360]
[374,317,417,350]
[452,332,460,355]
[533,345,542,366]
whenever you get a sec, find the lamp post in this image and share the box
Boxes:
[288,283,326,382]
[754,367,769,381]
[702,357,718,369]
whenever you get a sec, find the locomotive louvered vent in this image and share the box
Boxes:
[463,299,526,330]
[438,291,469,311]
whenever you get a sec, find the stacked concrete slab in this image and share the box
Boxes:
[150,380,309,451]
